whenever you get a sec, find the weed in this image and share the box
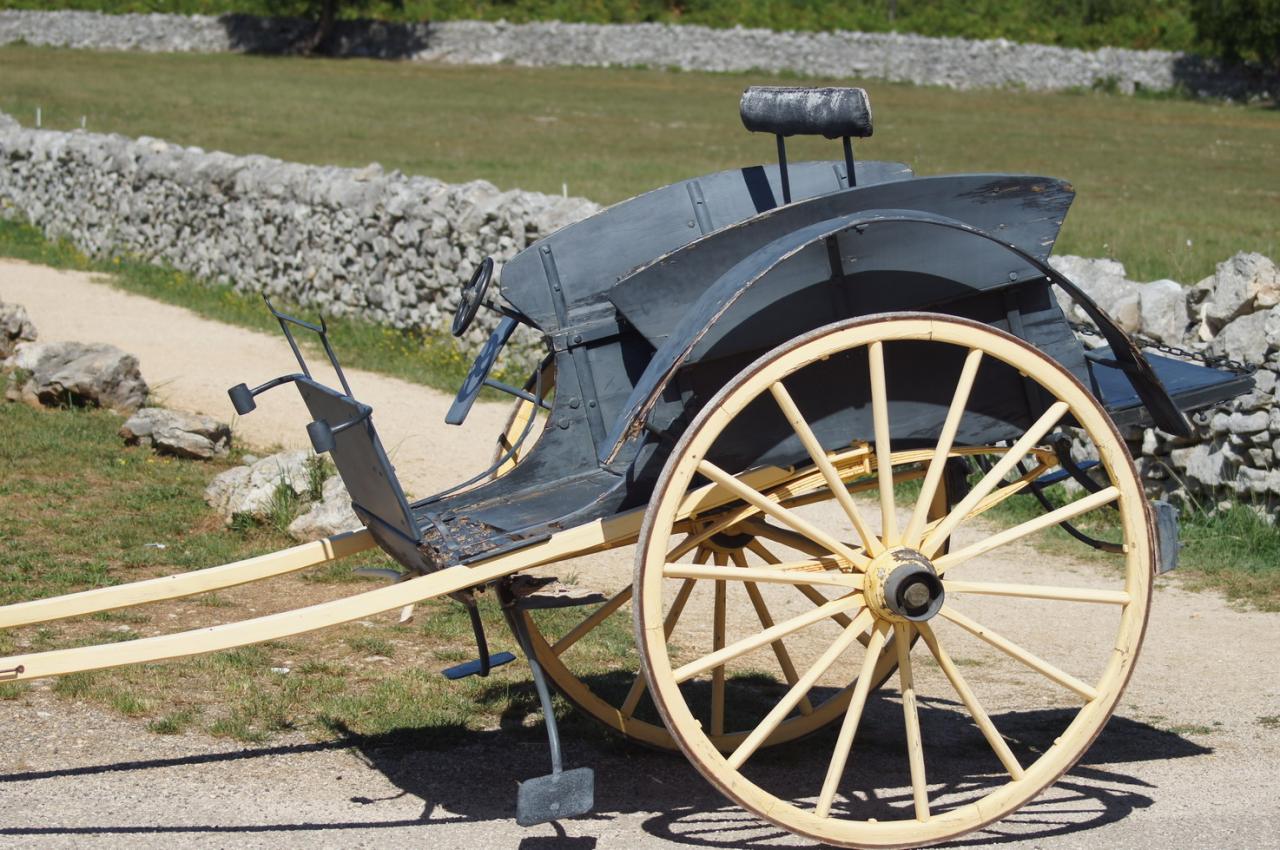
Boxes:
[265,481,302,536]
[108,689,150,717]
[149,708,199,735]
[0,682,29,700]
[346,634,395,657]
[306,455,332,502]
[52,672,96,699]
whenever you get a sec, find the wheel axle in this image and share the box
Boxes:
[866,548,945,623]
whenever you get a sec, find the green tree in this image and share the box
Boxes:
[268,0,404,54]
[1190,0,1280,68]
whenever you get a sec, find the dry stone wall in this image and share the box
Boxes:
[0,10,1273,100]
[0,110,597,367]
[1050,253,1280,513]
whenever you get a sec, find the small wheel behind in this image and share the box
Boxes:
[513,453,951,752]
[634,314,1152,847]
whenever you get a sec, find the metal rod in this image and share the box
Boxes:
[843,136,857,187]
[468,603,493,677]
[506,598,564,775]
[484,378,553,410]
[776,134,791,204]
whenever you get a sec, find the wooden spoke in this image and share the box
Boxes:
[940,605,1099,701]
[731,550,813,716]
[666,514,750,563]
[696,460,869,570]
[740,518,846,561]
[916,622,1024,780]
[662,563,861,590]
[728,607,874,770]
[552,584,632,655]
[770,381,883,556]
[896,622,931,822]
[934,486,1121,574]
[748,540,856,630]
[621,575,697,719]
[921,400,1070,558]
[903,348,983,546]
[944,580,1130,605]
[868,340,900,547]
[673,593,863,684]
[815,621,891,816]
[711,552,728,737]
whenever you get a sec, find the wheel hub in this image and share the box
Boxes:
[865,547,945,623]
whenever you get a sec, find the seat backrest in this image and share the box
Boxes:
[497,160,910,334]
[294,379,419,546]
[740,86,873,139]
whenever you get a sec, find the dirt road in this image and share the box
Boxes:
[1,260,1277,849]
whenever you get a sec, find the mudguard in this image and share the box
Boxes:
[602,207,1189,464]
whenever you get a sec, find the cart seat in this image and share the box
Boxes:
[414,468,625,565]
[1087,346,1253,428]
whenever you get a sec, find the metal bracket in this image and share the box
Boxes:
[441,603,516,680]
[500,585,594,826]
[1152,499,1180,574]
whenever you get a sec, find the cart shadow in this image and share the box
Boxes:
[0,681,1210,847]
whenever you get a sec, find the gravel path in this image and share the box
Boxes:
[1,260,1277,848]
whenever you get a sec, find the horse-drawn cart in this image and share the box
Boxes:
[0,87,1251,847]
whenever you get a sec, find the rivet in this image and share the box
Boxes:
[587,400,596,408]
[558,419,571,430]
[569,397,581,409]
[573,334,583,344]
[1008,271,1018,281]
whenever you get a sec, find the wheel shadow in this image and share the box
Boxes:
[0,678,1210,848]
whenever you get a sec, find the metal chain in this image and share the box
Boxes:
[1068,320,1257,376]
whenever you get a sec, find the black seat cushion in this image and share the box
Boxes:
[740,86,873,139]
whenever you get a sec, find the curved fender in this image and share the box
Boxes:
[601,209,1188,464]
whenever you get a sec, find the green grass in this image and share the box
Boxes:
[0,400,633,742]
[2,47,1277,282]
[0,402,285,607]
[0,217,508,394]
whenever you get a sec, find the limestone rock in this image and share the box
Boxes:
[1169,442,1233,491]
[1210,307,1279,367]
[12,340,148,413]
[1137,278,1189,344]
[120,406,231,459]
[0,301,37,359]
[1049,255,1141,332]
[204,449,313,522]
[287,474,361,541]
[1196,252,1280,332]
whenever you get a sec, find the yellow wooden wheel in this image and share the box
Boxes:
[495,356,931,750]
[515,467,940,751]
[635,314,1152,847]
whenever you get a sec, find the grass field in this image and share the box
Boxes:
[1,46,1276,283]
[0,401,631,742]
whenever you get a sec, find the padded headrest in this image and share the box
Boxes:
[740,86,873,139]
